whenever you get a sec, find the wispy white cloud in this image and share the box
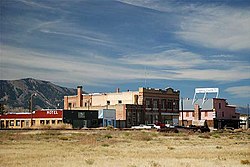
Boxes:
[120,49,205,68]
[2,44,249,87]
[117,0,173,12]
[169,67,250,82]
[118,0,250,51]
[0,46,146,86]
[225,86,250,98]
[40,29,115,46]
[18,0,57,10]
[119,48,250,82]
[176,5,250,51]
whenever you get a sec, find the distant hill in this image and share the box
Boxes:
[0,78,76,111]
[236,106,249,115]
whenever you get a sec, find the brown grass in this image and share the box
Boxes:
[0,130,249,167]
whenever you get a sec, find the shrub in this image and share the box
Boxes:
[42,130,61,136]
[167,146,175,150]
[85,159,94,165]
[198,134,210,139]
[141,135,152,141]
[128,165,137,167]
[58,136,69,140]
[216,146,222,149]
[212,134,221,138]
[241,160,250,165]
[124,132,130,137]
[151,133,158,137]
[106,125,114,130]
[135,132,152,141]
[104,134,112,139]
[149,161,161,167]
[102,143,109,147]
[182,137,190,140]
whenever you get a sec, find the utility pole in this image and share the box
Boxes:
[181,97,184,126]
[30,93,37,127]
[248,104,249,129]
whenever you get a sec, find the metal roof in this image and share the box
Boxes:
[180,98,213,110]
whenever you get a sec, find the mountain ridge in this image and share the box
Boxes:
[0,78,76,112]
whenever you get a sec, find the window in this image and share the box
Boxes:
[69,103,72,108]
[26,120,29,126]
[46,120,50,124]
[52,120,56,124]
[85,102,87,107]
[58,120,62,124]
[219,103,221,109]
[192,112,194,117]
[40,120,45,125]
[174,100,179,109]
[153,100,158,109]
[107,101,110,105]
[222,112,224,117]
[118,100,122,104]
[186,112,189,117]
[16,120,20,126]
[10,120,14,126]
[78,112,86,119]
[167,100,173,109]
[146,99,151,108]
[161,99,166,109]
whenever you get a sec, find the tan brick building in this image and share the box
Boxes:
[64,86,180,128]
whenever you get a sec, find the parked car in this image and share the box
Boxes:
[131,124,152,129]
[147,124,161,129]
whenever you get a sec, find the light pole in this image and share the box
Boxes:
[181,97,184,126]
[248,104,249,129]
[30,93,37,127]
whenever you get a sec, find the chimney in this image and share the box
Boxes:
[194,104,201,121]
[116,88,120,93]
[77,86,83,107]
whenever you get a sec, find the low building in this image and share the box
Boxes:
[240,114,249,129]
[0,109,63,129]
[64,86,180,128]
[63,110,98,128]
[179,98,240,129]
[98,109,116,127]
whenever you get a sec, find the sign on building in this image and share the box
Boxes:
[192,88,219,105]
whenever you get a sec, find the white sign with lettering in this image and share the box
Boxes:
[47,110,58,115]
[195,88,219,93]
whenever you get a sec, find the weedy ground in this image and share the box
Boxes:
[0,129,249,167]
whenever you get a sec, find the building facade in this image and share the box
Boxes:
[63,110,98,128]
[179,98,240,129]
[240,115,249,129]
[64,86,180,128]
[98,109,116,127]
[0,109,63,129]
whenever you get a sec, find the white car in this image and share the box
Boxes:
[131,124,152,129]
[147,124,161,129]
[131,124,160,129]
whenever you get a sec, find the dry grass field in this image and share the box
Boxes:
[0,129,249,167]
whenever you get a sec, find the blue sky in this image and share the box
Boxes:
[1,0,250,107]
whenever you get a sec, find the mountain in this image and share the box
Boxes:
[0,78,76,111]
[236,106,249,115]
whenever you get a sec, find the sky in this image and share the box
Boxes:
[1,0,250,107]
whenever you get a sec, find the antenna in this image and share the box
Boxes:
[144,66,147,87]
